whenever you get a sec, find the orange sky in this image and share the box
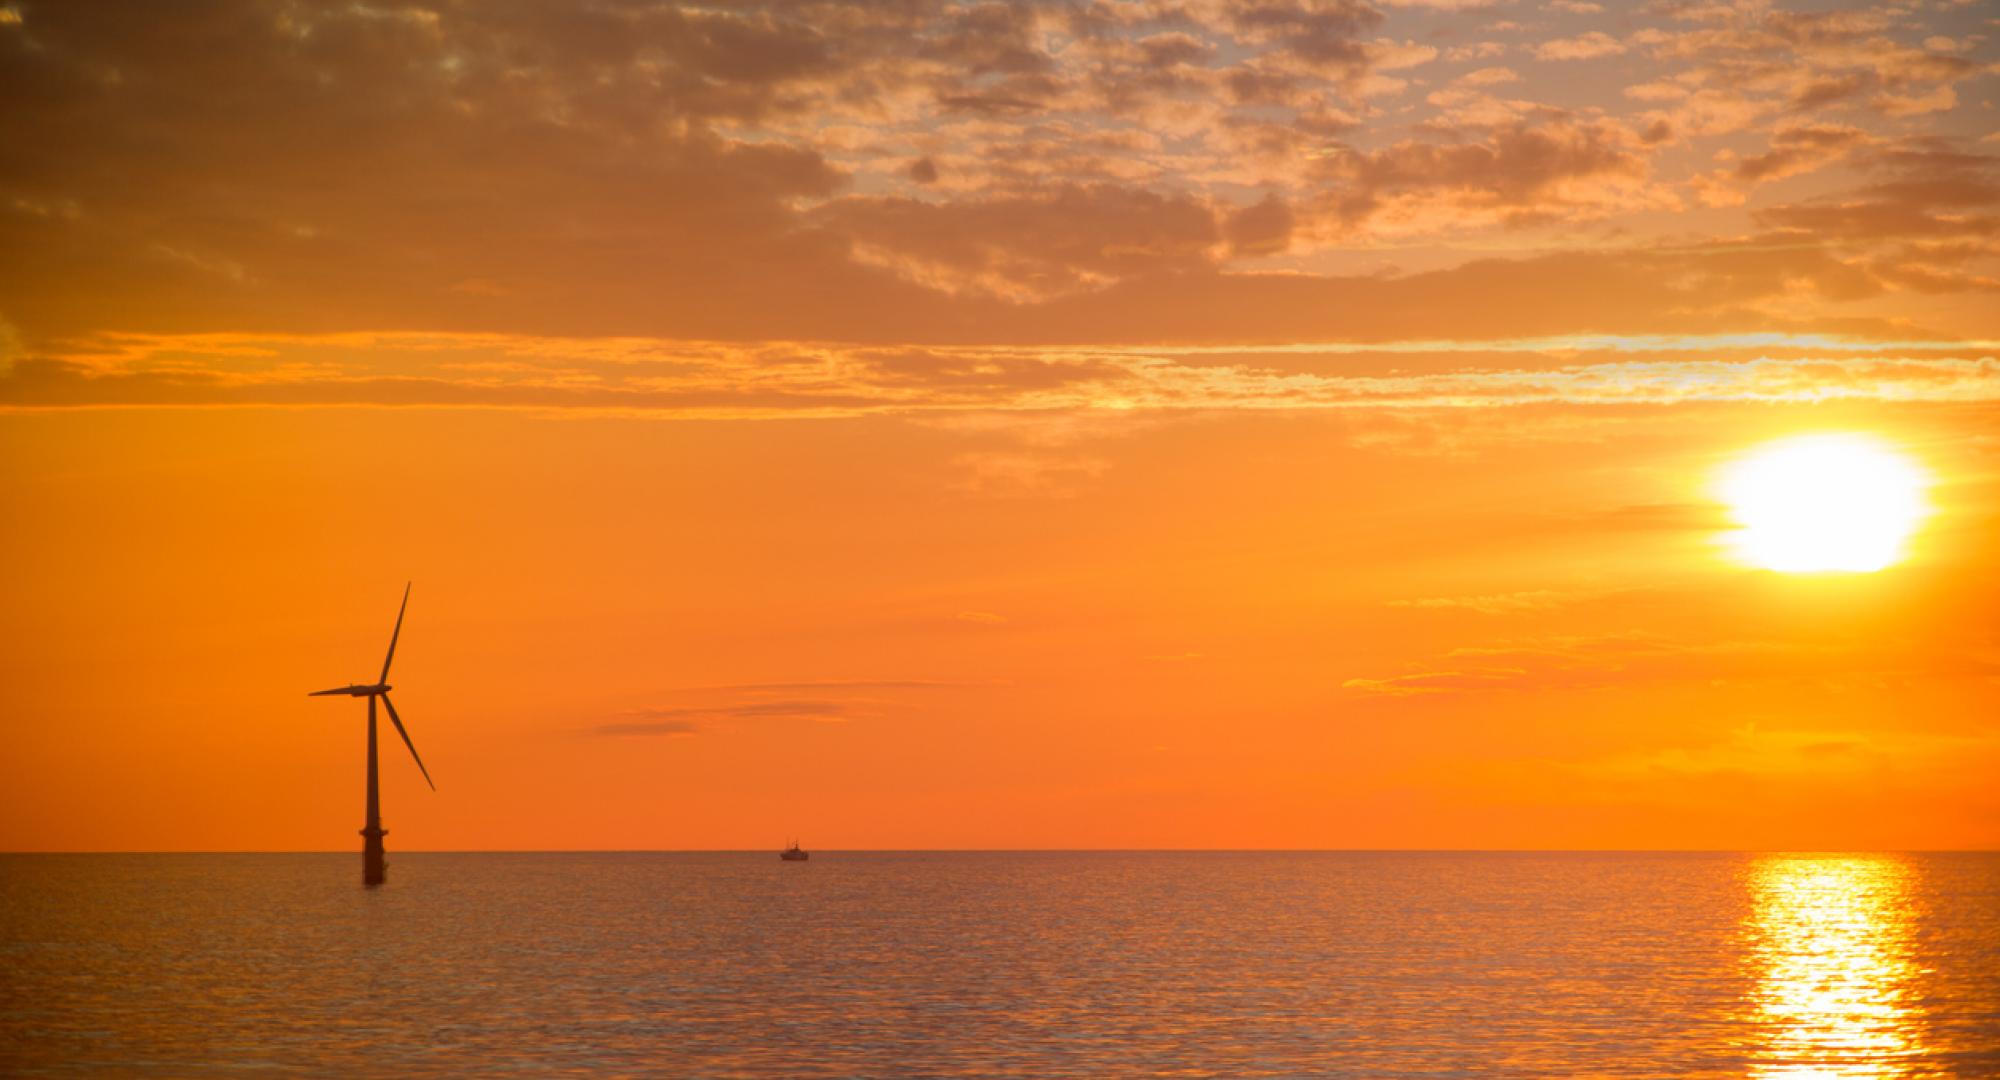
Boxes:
[2,0,1997,849]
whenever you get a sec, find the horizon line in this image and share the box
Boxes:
[5,847,1996,856]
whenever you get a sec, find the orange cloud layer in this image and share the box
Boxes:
[6,331,1997,415]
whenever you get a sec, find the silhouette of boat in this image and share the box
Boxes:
[780,840,809,861]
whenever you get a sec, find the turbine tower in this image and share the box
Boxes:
[310,583,434,886]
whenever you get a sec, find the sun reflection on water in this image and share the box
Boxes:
[1746,855,1928,1078]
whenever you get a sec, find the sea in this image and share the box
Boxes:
[2,852,1996,1076]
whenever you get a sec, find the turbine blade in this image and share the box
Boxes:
[308,686,353,697]
[378,582,411,684]
[380,694,435,791]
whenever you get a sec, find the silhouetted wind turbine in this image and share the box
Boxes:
[310,582,434,887]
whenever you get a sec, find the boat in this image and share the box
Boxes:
[780,840,809,861]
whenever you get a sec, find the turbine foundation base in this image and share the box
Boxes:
[362,827,388,887]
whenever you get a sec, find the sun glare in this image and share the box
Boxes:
[1719,435,1931,573]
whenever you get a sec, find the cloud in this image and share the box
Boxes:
[635,700,852,720]
[1226,0,1383,66]
[594,698,857,735]
[1455,66,1521,86]
[1388,589,1594,614]
[1309,119,1663,234]
[0,0,1992,353]
[595,720,702,738]
[1747,139,2000,296]
[9,328,1999,415]
[1625,732,1981,781]
[1687,122,1879,206]
[950,448,1112,497]
[592,674,973,736]
[1345,621,2000,699]
[1365,38,1441,71]
[679,679,964,693]
[817,184,1223,301]
[1445,41,1509,61]
[1535,31,1626,60]
[1224,194,1296,256]
[1733,124,1870,183]
[1379,0,1512,8]
[1628,3,1983,128]
[1343,670,1528,696]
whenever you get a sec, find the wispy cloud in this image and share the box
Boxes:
[1535,31,1625,61]
[595,719,702,738]
[9,331,1998,416]
[1388,589,1596,615]
[1343,669,1530,696]
[671,679,965,693]
[1345,626,2000,698]
[594,699,857,736]
[596,676,974,736]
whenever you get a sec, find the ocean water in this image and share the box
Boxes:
[2,852,1996,1076]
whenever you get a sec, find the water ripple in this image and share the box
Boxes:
[2,852,1995,1076]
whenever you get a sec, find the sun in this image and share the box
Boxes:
[1718,434,1931,573]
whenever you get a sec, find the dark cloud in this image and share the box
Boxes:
[918,1,1055,76]
[816,184,1223,300]
[1733,124,1868,183]
[1315,120,1651,229]
[0,1,903,340]
[1229,0,1382,67]
[680,680,964,693]
[593,698,855,735]
[1225,194,1294,257]
[1637,3,1982,118]
[630,700,852,720]
[1758,141,2000,242]
[1750,137,2000,298]
[0,0,1991,350]
[0,0,1391,341]
[596,719,701,737]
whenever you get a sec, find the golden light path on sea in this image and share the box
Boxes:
[1746,856,1927,1078]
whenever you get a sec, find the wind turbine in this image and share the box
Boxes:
[310,582,434,886]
